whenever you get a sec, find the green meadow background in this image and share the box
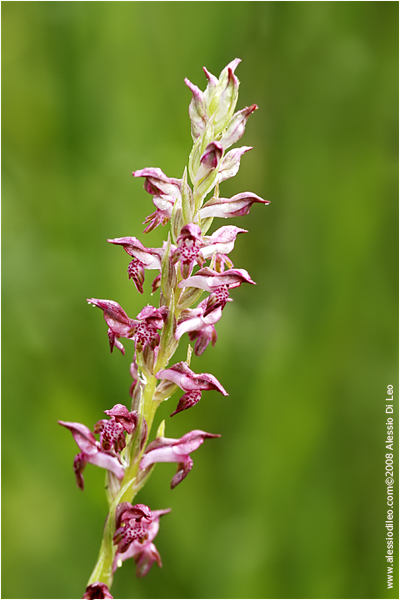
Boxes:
[2,2,398,599]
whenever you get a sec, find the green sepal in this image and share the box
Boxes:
[153,380,178,403]
[200,216,214,235]
[189,137,202,185]
[186,343,193,366]
[155,294,178,373]
[170,199,183,243]
[156,419,165,438]
[178,287,204,310]
[161,234,176,302]
[181,167,194,224]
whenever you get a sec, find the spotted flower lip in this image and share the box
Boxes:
[156,361,228,416]
[113,503,154,553]
[58,420,124,489]
[103,403,138,435]
[140,430,220,488]
[112,505,171,577]
[200,191,270,219]
[94,404,138,452]
[82,582,113,599]
[178,266,256,293]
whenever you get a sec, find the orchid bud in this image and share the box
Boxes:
[170,198,184,243]
[216,146,252,184]
[160,236,176,302]
[188,117,215,185]
[213,66,240,134]
[220,104,258,150]
[185,78,207,141]
[203,66,218,105]
[192,141,223,200]
[207,58,241,123]
[180,167,194,224]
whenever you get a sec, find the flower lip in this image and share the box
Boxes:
[112,504,171,577]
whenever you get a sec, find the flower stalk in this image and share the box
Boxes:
[59,58,269,599]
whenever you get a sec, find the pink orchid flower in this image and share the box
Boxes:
[113,503,171,578]
[58,419,125,490]
[140,430,220,488]
[87,299,167,353]
[156,361,228,416]
[199,191,270,219]
[175,298,223,356]
[178,266,255,293]
[107,236,162,293]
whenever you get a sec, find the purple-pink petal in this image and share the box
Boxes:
[220,104,258,149]
[135,542,162,578]
[199,191,270,219]
[85,449,124,480]
[88,299,134,337]
[175,305,222,339]
[133,167,182,199]
[178,267,255,292]
[216,146,252,184]
[107,237,162,270]
[156,362,228,395]
[58,421,97,455]
[140,430,220,487]
[199,141,223,171]
[201,226,247,259]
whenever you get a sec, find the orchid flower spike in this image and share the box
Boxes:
[63,58,268,598]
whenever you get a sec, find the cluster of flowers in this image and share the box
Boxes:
[60,58,269,599]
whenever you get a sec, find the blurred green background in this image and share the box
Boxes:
[2,2,398,599]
